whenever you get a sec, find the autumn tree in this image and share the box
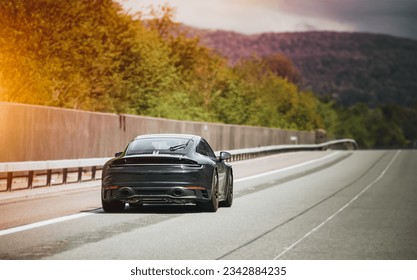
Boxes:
[261,53,301,84]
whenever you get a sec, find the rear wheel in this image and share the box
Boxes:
[220,172,233,207]
[198,172,219,212]
[102,199,125,213]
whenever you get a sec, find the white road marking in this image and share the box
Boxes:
[235,151,341,183]
[0,212,94,237]
[273,150,401,260]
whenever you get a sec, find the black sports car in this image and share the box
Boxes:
[101,134,233,212]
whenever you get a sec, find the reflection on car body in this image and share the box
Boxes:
[101,134,233,212]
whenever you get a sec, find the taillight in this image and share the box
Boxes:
[184,186,206,190]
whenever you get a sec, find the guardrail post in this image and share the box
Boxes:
[63,168,68,184]
[91,166,97,180]
[77,167,83,182]
[7,172,13,192]
[46,170,52,186]
[28,171,34,189]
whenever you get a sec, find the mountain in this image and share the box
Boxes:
[193,29,417,108]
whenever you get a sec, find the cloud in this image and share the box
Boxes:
[269,0,417,38]
[117,0,417,39]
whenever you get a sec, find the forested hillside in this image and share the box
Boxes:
[194,29,417,148]
[196,30,417,108]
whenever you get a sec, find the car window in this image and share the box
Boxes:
[126,138,193,155]
[197,139,216,158]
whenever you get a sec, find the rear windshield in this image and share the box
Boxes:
[126,137,193,155]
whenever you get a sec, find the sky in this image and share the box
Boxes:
[117,0,417,39]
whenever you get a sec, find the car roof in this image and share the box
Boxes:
[133,134,201,141]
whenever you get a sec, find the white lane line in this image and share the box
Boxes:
[0,212,94,237]
[235,151,341,183]
[273,150,401,260]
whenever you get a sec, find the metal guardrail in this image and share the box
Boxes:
[225,139,358,161]
[0,158,111,192]
[0,139,357,192]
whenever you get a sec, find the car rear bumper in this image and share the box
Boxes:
[102,185,211,205]
[101,163,214,204]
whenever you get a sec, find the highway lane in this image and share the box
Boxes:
[0,183,100,231]
[0,151,339,230]
[0,150,416,259]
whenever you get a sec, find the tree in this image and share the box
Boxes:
[335,103,408,148]
[261,53,301,84]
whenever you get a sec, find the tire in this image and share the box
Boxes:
[198,172,219,212]
[102,199,125,213]
[220,172,233,207]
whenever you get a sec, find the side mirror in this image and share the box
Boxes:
[115,152,123,157]
[219,151,231,161]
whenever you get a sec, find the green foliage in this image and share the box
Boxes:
[335,103,409,148]
[197,30,417,108]
[231,57,323,130]
[144,91,216,122]
[316,101,340,140]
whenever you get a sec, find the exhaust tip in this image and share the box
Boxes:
[172,188,184,197]
[119,187,133,197]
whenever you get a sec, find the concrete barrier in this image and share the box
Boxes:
[0,102,316,162]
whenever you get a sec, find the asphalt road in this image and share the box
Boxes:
[0,150,416,260]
